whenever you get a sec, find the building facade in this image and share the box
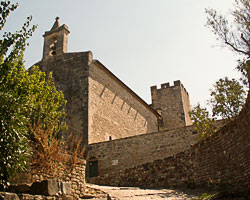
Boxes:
[34,18,193,177]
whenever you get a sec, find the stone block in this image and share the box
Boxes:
[30,180,59,196]
[62,195,73,200]
[61,182,71,196]
[0,192,19,200]
[7,184,30,194]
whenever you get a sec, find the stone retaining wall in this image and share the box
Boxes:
[89,91,250,192]
[1,192,108,200]
[87,125,198,176]
[11,159,86,199]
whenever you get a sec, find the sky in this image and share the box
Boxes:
[3,0,242,107]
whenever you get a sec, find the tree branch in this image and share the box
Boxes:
[225,40,249,56]
[241,33,250,47]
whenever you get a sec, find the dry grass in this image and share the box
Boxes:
[29,123,85,175]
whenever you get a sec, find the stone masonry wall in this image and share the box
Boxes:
[151,80,192,130]
[89,91,250,191]
[36,52,92,145]
[1,192,65,200]
[88,61,159,144]
[180,83,192,126]
[30,161,86,199]
[87,125,198,176]
[11,159,86,199]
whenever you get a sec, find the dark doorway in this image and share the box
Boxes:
[89,160,98,178]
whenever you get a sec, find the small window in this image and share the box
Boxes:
[49,37,57,56]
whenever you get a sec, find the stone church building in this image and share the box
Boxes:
[35,18,194,178]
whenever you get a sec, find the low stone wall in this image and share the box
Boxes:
[1,191,65,200]
[1,193,108,200]
[19,194,64,200]
[32,161,85,199]
[89,92,250,192]
[3,179,109,200]
[11,159,86,199]
[87,125,198,177]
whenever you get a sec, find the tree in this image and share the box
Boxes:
[205,0,250,85]
[209,77,246,119]
[205,0,250,57]
[0,1,66,189]
[189,104,216,140]
[190,77,245,140]
[190,0,250,140]
[26,66,67,137]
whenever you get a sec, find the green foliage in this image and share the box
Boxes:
[236,59,250,87]
[27,66,67,137]
[191,0,250,140]
[0,0,35,189]
[192,192,218,200]
[190,77,245,140]
[209,77,246,119]
[189,104,216,140]
[0,1,66,189]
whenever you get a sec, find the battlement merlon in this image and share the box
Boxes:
[150,80,189,95]
[150,80,181,91]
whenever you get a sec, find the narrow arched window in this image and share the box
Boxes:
[49,37,57,56]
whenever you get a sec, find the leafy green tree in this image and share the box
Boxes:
[205,0,250,85]
[189,104,216,140]
[209,77,246,119]
[26,66,67,137]
[190,0,250,140]
[0,1,66,189]
[190,77,245,139]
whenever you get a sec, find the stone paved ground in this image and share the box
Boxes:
[87,184,209,200]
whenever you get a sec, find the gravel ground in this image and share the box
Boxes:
[87,184,208,200]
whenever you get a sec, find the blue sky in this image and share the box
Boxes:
[4,0,241,107]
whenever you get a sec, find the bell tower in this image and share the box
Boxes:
[42,17,70,60]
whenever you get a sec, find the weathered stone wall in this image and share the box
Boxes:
[1,191,108,200]
[19,194,64,200]
[11,158,86,199]
[180,83,192,126]
[36,53,159,145]
[87,125,198,176]
[38,18,160,145]
[89,91,250,192]
[36,52,92,144]
[151,80,192,130]
[42,22,70,60]
[1,192,64,200]
[88,61,159,144]
[31,162,86,199]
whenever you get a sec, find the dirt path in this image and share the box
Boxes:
[87,184,207,200]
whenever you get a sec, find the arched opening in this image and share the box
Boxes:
[49,37,57,56]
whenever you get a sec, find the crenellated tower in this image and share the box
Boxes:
[42,17,70,60]
[151,80,192,130]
